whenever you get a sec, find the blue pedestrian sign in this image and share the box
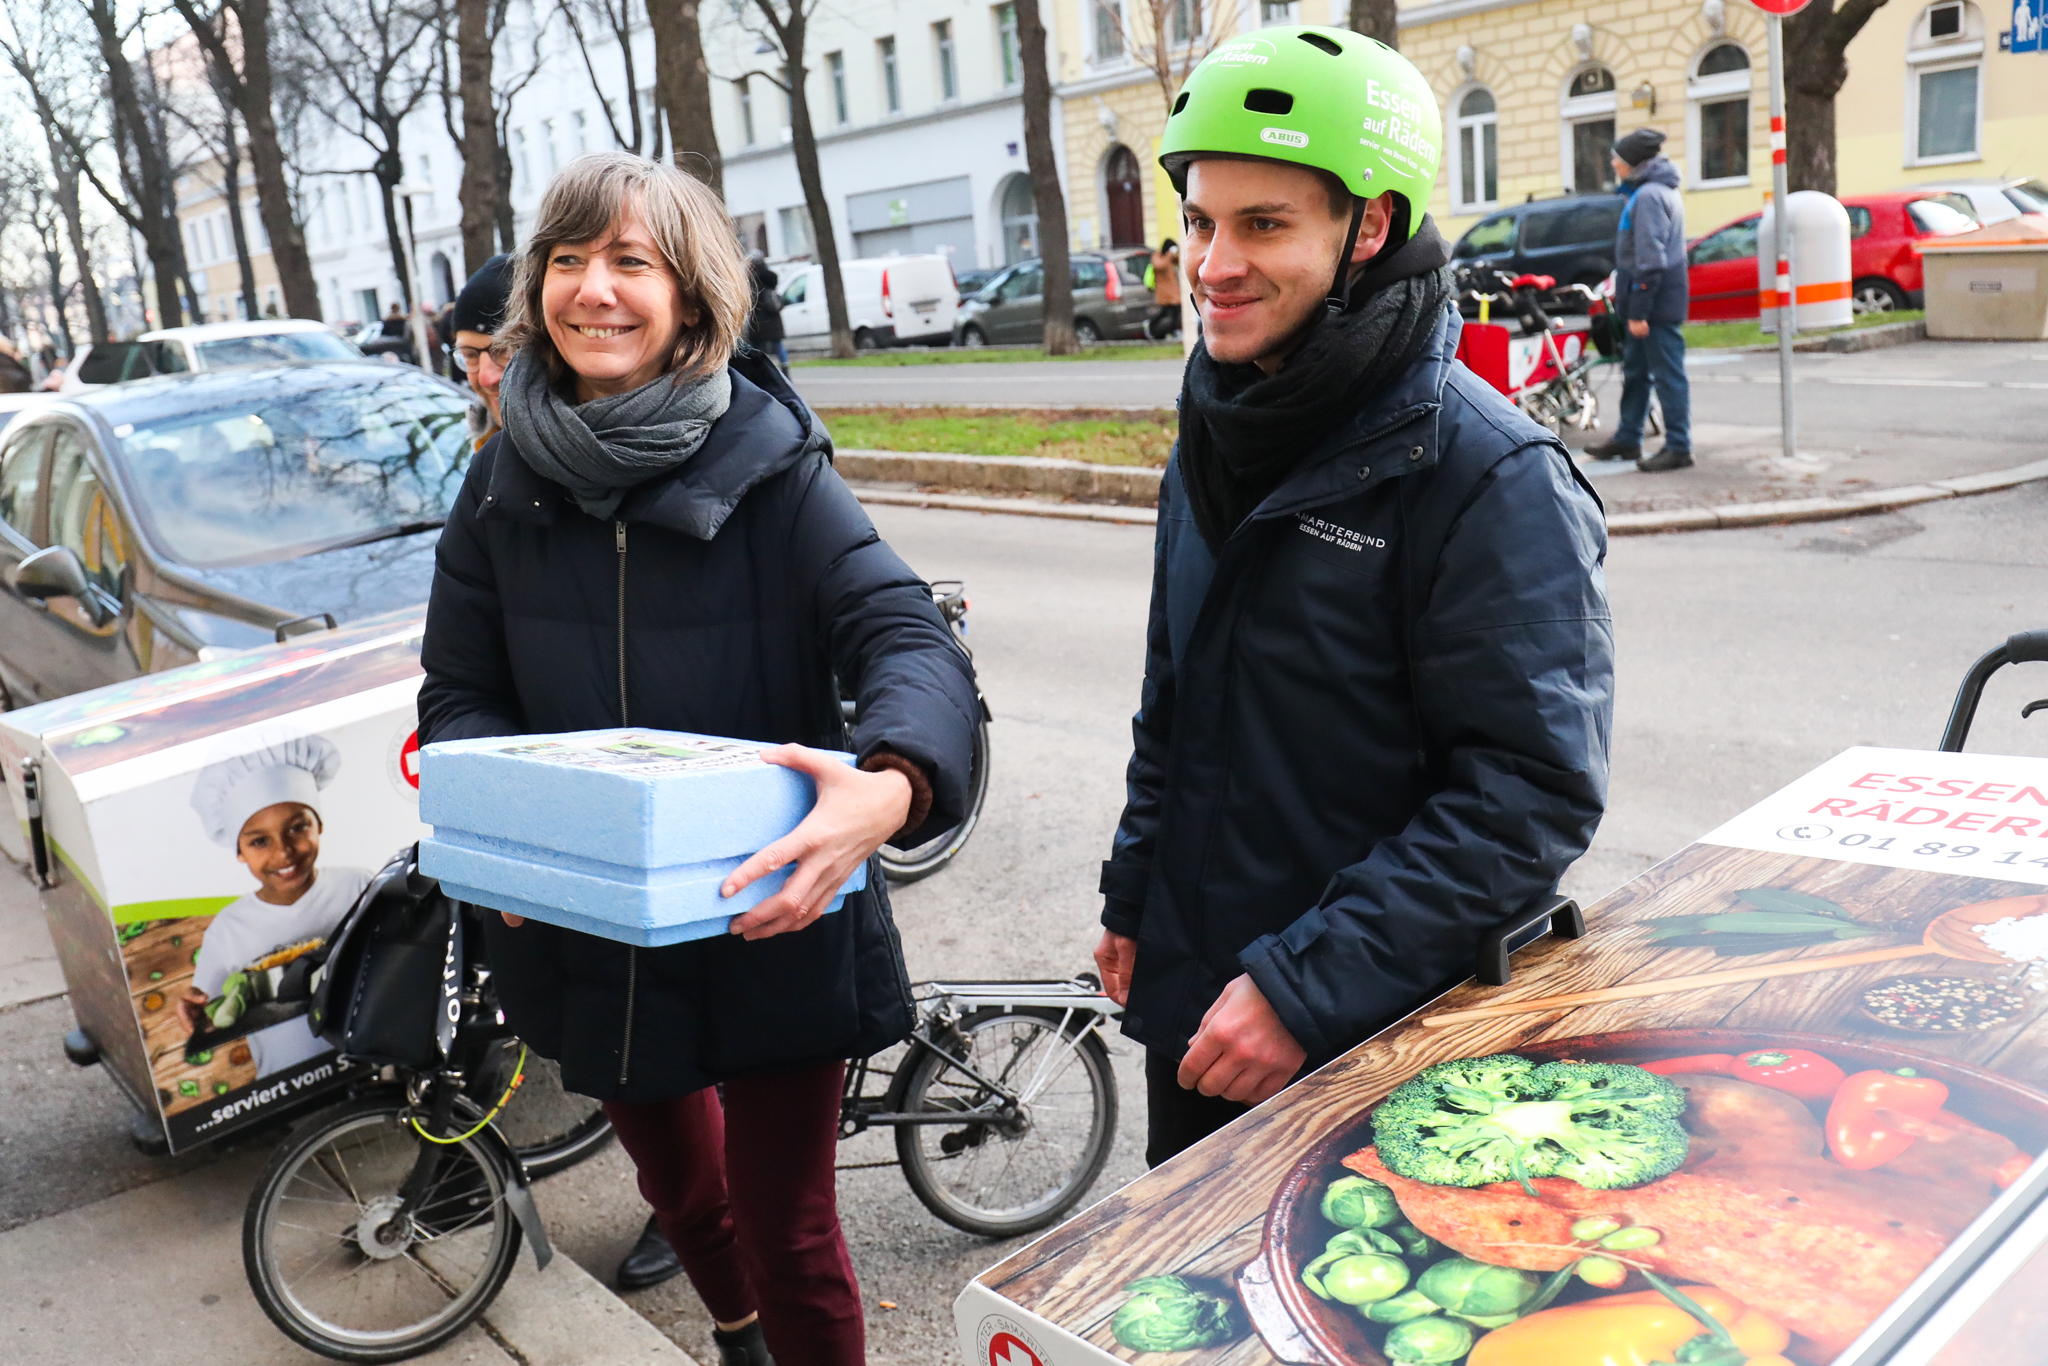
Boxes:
[2013,0,2044,51]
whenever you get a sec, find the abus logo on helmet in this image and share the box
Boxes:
[1260,127,1309,148]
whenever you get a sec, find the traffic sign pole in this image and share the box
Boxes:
[1767,12,1796,462]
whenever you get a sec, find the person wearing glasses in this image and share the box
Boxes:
[450,254,516,447]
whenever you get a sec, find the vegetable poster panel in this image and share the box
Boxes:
[958,746,2048,1366]
[22,676,428,1151]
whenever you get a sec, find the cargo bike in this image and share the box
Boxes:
[243,847,1122,1361]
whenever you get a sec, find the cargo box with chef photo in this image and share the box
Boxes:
[0,618,429,1150]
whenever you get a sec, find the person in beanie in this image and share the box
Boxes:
[744,253,787,371]
[1585,127,1693,471]
[1092,28,1613,1167]
[450,254,516,446]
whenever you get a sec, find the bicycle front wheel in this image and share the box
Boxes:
[485,1047,613,1179]
[895,1007,1118,1238]
[243,1094,522,1362]
[879,712,991,883]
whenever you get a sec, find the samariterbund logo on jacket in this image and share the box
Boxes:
[1296,513,1387,551]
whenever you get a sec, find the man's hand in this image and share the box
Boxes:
[723,745,912,941]
[1093,930,1135,1005]
[1627,319,1650,338]
[1178,974,1305,1106]
[176,987,209,1039]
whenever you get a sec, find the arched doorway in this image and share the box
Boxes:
[1103,144,1145,247]
[431,252,456,305]
[998,173,1038,263]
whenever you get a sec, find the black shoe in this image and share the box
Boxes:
[1582,438,1642,460]
[1636,447,1695,472]
[615,1213,685,1290]
[713,1319,775,1366]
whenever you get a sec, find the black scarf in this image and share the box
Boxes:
[1178,215,1454,552]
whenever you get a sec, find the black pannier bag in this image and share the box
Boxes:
[309,845,463,1070]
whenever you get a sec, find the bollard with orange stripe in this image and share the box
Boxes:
[1758,191,1855,334]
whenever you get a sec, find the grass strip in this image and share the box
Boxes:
[818,406,1177,467]
[1684,310,1924,351]
[796,342,1187,367]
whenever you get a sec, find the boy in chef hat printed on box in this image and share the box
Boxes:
[176,736,372,1078]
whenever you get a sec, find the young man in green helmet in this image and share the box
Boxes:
[1092,28,1615,1165]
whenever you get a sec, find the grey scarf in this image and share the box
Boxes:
[500,348,733,521]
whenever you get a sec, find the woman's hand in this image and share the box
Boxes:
[722,745,912,941]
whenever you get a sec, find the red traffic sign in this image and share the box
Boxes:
[1750,0,1813,14]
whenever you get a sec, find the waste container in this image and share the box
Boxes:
[0,610,430,1151]
[1918,217,2048,340]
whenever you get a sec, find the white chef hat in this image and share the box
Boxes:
[191,736,343,847]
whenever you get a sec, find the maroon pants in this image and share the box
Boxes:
[602,1062,862,1366]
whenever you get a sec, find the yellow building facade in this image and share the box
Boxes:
[1053,0,2040,257]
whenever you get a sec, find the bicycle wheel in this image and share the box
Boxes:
[243,1094,523,1362]
[879,712,991,883]
[895,1007,1118,1238]
[483,1045,614,1179]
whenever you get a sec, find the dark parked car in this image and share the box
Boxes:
[952,253,1153,346]
[1450,193,1625,291]
[0,362,469,707]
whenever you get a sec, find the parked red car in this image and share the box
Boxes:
[1685,190,1980,320]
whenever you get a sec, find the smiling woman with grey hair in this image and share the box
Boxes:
[418,151,980,1366]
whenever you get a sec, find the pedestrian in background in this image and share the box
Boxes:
[417,151,978,1366]
[1145,238,1181,339]
[1585,127,1693,472]
[745,252,787,371]
[449,253,515,447]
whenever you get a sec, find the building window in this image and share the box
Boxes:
[828,51,849,124]
[878,37,900,113]
[1451,86,1498,211]
[1560,64,1618,194]
[1093,0,1123,60]
[1171,0,1194,41]
[1688,42,1751,187]
[572,110,588,154]
[541,117,559,173]
[996,4,1020,85]
[513,129,532,189]
[935,21,958,101]
[739,78,756,145]
[1905,1,1982,164]
[1259,0,1299,23]
[779,205,813,256]
[416,156,435,218]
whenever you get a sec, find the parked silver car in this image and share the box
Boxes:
[952,253,1153,346]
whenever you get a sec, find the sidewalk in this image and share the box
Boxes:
[828,339,2048,534]
[0,862,695,1366]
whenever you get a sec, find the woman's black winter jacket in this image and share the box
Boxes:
[418,352,979,1101]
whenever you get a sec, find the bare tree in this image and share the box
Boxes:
[1013,0,1075,354]
[169,0,324,317]
[1126,0,1234,111]
[556,0,658,156]
[1348,0,1397,47]
[647,0,718,192]
[727,0,856,355]
[0,0,115,339]
[167,54,262,318]
[1784,0,1889,194]
[448,0,499,272]
[292,0,440,309]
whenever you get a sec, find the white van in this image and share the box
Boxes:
[775,256,959,349]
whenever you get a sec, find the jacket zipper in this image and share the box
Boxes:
[616,518,634,1086]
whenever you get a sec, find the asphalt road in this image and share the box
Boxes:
[7,481,2048,1364]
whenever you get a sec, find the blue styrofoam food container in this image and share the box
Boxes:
[417,729,866,946]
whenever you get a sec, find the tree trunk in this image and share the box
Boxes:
[782,42,854,357]
[233,0,324,318]
[220,131,261,318]
[495,135,518,251]
[39,225,74,356]
[46,141,108,344]
[650,0,722,195]
[457,0,500,274]
[84,0,186,327]
[1014,0,1076,354]
[1783,2,1847,196]
[379,165,415,309]
[1348,0,1399,47]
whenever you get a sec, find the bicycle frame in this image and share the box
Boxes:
[839,977,1120,1136]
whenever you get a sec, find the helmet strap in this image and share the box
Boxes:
[1324,196,1369,317]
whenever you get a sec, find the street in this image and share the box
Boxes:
[5,481,2048,1364]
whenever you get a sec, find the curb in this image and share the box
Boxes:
[848,454,2048,535]
[483,1245,700,1365]
[837,448,1160,504]
[1692,318,1927,357]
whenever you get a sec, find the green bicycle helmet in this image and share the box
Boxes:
[1161,26,1441,302]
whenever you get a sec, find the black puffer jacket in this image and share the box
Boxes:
[418,352,979,1101]
[1103,307,1614,1068]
